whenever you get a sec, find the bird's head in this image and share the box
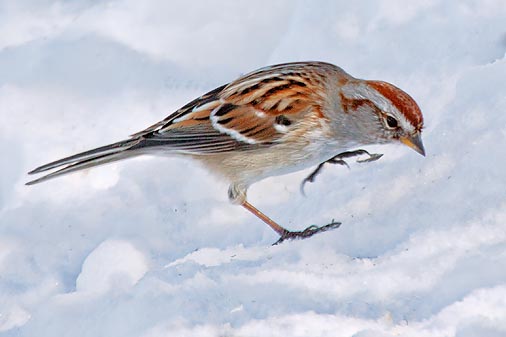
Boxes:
[339,79,425,156]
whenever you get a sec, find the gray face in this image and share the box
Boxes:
[338,80,425,155]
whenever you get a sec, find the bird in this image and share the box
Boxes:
[27,61,425,243]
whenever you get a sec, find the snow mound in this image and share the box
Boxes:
[76,239,149,294]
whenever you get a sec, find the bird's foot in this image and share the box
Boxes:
[273,220,341,245]
[300,149,383,195]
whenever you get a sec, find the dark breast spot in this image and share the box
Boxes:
[275,115,292,126]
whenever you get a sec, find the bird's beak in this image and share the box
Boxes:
[400,133,425,156]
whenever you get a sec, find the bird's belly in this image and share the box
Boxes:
[259,140,349,179]
[201,138,353,186]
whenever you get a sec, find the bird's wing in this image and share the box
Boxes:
[131,62,337,154]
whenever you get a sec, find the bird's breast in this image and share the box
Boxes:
[197,132,351,187]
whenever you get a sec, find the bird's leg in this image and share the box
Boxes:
[229,184,287,237]
[300,149,383,194]
[229,184,340,244]
[300,160,348,196]
[241,200,287,236]
[241,201,341,245]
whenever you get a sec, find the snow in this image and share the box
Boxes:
[75,239,149,294]
[1,0,506,336]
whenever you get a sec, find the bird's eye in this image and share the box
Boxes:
[386,115,398,129]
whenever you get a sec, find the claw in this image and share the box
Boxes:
[357,153,383,163]
[273,220,341,245]
[300,162,327,196]
[300,149,383,195]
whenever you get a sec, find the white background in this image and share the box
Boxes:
[1,1,506,336]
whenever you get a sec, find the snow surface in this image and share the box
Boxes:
[1,1,506,336]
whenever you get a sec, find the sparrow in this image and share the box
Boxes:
[27,61,425,243]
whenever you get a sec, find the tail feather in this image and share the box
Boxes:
[26,138,141,185]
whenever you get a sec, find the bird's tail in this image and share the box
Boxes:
[26,138,143,185]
